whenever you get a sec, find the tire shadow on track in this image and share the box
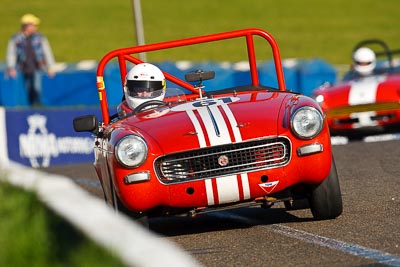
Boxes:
[149,207,314,237]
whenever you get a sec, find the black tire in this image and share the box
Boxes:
[308,157,343,220]
[111,183,149,227]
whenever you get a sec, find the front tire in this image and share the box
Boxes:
[111,182,149,227]
[308,157,343,220]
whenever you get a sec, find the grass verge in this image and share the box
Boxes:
[1,0,399,64]
[0,181,124,267]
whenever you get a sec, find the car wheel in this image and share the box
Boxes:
[308,157,343,220]
[111,182,149,227]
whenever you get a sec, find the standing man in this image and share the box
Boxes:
[6,13,56,106]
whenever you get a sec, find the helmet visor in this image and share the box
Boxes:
[126,80,165,98]
[355,61,372,66]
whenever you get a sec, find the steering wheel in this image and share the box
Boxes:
[133,100,167,115]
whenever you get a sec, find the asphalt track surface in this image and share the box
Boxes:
[44,139,400,267]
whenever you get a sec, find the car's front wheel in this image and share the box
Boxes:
[308,157,343,220]
[111,182,149,227]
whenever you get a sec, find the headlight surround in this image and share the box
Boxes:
[115,135,148,168]
[290,106,324,139]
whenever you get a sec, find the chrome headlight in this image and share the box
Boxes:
[115,135,148,168]
[291,106,324,139]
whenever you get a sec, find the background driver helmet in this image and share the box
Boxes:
[124,63,166,110]
[353,47,376,76]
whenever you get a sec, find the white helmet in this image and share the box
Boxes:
[124,63,166,110]
[353,47,376,75]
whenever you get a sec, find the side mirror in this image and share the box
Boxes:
[73,115,99,134]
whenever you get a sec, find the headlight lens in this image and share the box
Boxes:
[291,106,324,139]
[115,135,148,167]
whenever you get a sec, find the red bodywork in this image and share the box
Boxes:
[313,73,400,133]
[92,28,334,215]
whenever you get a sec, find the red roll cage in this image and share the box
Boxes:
[96,28,286,125]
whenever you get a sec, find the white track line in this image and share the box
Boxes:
[0,162,200,267]
[268,224,400,267]
[213,211,400,266]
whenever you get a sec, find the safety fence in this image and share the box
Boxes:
[0,59,337,107]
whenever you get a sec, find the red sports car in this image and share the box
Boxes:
[312,39,400,135]
[73,28,342,224]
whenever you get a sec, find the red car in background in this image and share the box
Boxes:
[313,39,400,136]
[73,28,342,225]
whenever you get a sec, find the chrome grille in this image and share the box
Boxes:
[155,137,291,183]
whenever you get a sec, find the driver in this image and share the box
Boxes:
[118,63,166,117]
[352,47,376,76]
[343,47,377,80]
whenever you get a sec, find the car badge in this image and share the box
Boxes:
[218,155,229,166]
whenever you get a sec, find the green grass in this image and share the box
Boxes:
[0,181,124,267]
[1,0,399,64]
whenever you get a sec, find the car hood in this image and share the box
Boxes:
[121,91,289,154]
[315,74,400,109]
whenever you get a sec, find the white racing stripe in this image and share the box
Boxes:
[240,173,251,200]
[185,100,250,205]
[221,105,251,199]
[205,179,215,205]
[186,109,207,147]
[197,105,238,204]
[348,75,386,105]
[216,175,240,203]
[350,111,378,128]
[221,104,242,142]
[197,105,231,145]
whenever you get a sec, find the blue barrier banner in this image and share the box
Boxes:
[5,108,101,168]
[1,60,338,107]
